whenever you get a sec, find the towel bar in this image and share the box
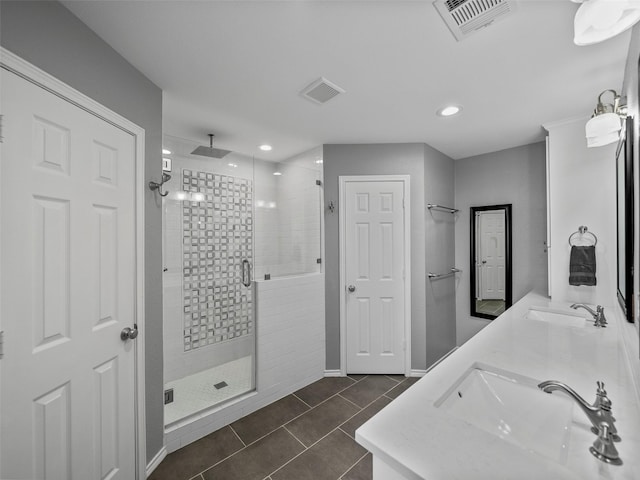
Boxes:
[428,268,461,279]
[427,203,458,214]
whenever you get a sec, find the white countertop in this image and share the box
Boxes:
[356,292,640,480]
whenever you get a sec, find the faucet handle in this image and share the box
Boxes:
[594,305,607,328]
[590,423,622,465]
[594,381,612,411]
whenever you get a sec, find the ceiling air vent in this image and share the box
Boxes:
[300,77,345,105]
[433,0,517,42]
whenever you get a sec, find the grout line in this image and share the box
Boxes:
[268,425,346,478]
[337,393,363,410]
[383,374,403,383]
[283,425,308,449]
[338,425,354,440]
[338,451,370,479]
[228,424,247,447]
[292,392,313,409]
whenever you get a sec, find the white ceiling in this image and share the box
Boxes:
[62,0,631,161]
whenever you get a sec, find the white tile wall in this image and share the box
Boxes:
[164,273,325,452]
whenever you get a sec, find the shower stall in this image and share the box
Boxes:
[161,136,323,432]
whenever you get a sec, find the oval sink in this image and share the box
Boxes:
[525,308,590,328]
[434,363,574,463]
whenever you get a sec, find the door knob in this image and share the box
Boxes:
[481,260,487,264]
[347,285,356,293]
[121,324,139,341]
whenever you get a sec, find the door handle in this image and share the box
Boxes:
[120,324,139,341]
[481,260,487,264]
[242,259,252,287]
[347,285,356,293]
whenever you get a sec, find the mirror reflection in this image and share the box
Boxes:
[470,204,512,319]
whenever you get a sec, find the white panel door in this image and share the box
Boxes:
[1,69,137,479]
[478,211,506,300]
[344,180,405,374]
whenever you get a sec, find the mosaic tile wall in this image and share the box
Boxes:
[182,169,253,352]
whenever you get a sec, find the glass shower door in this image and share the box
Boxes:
[162,135,255,426]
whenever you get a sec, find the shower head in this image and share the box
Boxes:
[191,134,232,159]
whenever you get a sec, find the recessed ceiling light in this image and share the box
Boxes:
[259,144,273,151]
[273,172,282,176]
[437,105,463,117]
[162,148,171,155]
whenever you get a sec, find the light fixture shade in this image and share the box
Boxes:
[587,131,620,147]
[585,112,622,147]
[574,0,640,46]
[586,112,622,136]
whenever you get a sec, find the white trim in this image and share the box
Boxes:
[425,347,459,375]
[338,175,412,376]
[0,47,148,480]
[542,115,589,131]
[145,446,167,478]
[409,370,427,377]
[324,369,343,377]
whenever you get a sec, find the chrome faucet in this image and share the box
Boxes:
[538,380,618,439]
[571,303,607,327]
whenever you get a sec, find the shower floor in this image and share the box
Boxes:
[164,356,253,426]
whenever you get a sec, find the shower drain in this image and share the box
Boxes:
[214,381,228,390]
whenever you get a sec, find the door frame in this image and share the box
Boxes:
[0,47,147,480]
[338,175,411,376]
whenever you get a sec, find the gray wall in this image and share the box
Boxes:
[323,143,456,371]
[454,142,547,344]
[424,145,457,365]
[0,1,165,463]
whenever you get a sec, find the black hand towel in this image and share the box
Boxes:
[569,245,597,286]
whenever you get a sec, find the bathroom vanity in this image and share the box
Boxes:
[356,292,640,479]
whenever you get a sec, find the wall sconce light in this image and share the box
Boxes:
[585,90,627,148]
[574,0,640,46]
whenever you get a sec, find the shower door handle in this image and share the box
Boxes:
[242,259,252,287]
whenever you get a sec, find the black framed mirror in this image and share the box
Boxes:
[616,116,634,322]
[470,204,512,320]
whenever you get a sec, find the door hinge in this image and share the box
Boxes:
[316,179,322,186]
[0,331,4,359]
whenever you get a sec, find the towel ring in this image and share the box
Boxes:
[568,226,598,246]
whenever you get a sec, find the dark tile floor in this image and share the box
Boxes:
[149,375,419,480]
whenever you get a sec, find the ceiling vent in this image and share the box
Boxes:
[300,77,345,105]
[433,0,517,41]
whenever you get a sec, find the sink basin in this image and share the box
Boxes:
[434,363,574,463]
[525,308,590,328]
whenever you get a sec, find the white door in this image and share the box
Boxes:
[478,211,505,300]
[343,179,406,374]
[1,68,138,479]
